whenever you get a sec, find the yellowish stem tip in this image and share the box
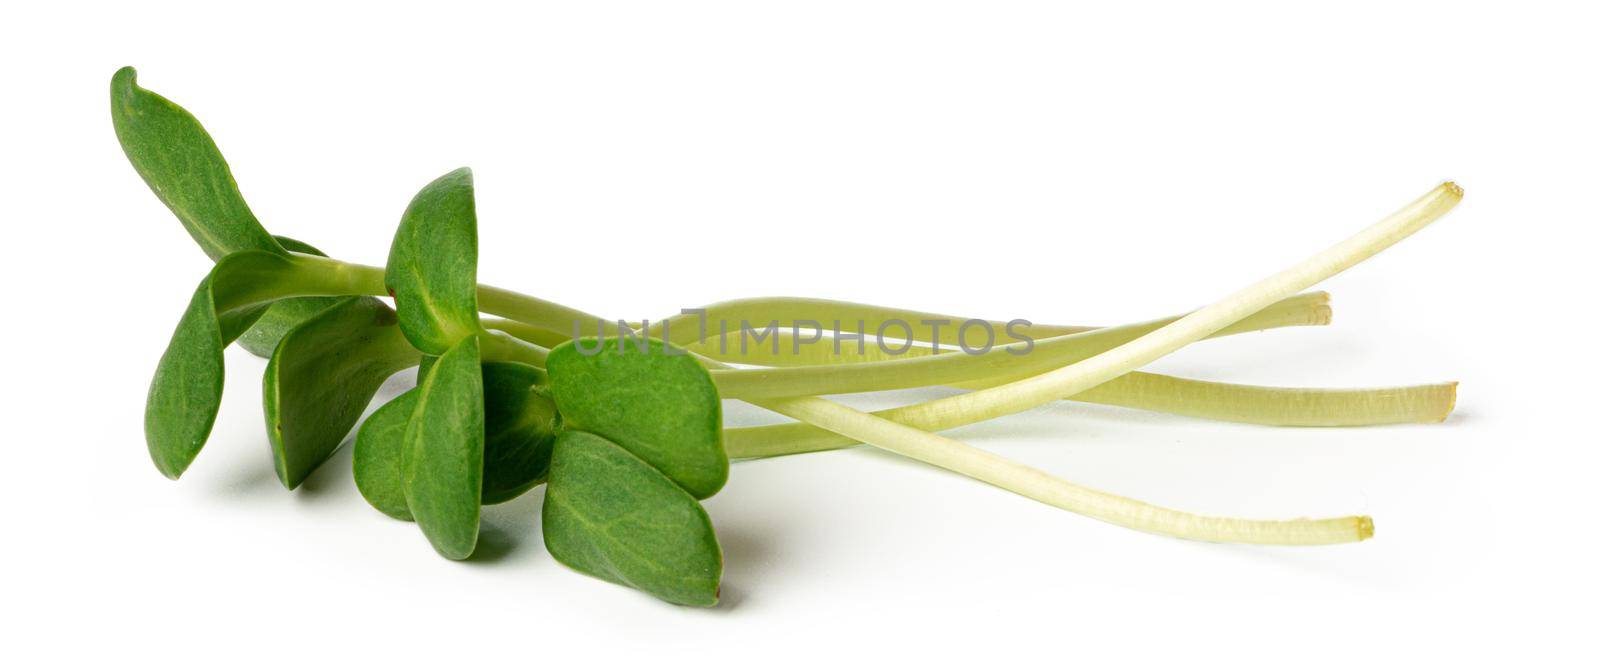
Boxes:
[1438,382,1460,423]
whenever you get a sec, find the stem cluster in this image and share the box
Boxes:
[114,67,1461,606]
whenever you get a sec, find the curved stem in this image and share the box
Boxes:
[284,256,613,339]
[478,284,625,337]
[281,257,1346,414]
[479,329,549,366]
[686,294,1329,367]
[481,318,570,350]
[649,297,1094,346]
[464,278,1439,430]
[266,181,1458,545]
[888,183,1463,427]
[742,182,1462,544]
[724,378,1457,459]
[255,256,555,367]
[1025,374,1457,427]
[757,396,1372,545]
[705,292,1332,399]
[696,311,1457,429]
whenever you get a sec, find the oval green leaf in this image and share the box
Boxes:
[543,431,722,607]
[385,168,483,355]
[355,363,556,512]
[547,337,727,499]
[144,251,301,478]
[481,362,559,504]
[110,67,284,261]
[402,335,485,559]
[264,297,420,489]
[353,390,421,521]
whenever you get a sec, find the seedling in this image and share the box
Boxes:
[116,67,1462,605]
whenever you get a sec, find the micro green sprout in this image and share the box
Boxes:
[116,67,1462,604]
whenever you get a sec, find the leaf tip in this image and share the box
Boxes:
[112,66,138,90]
[110,67,140,117]
[272,450,301,490]
[427,167,475,198]
[149,449,189,481]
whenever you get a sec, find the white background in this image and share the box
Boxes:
[3,1,1596,660]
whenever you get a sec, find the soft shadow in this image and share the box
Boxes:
[207,460,280,499]
[465,485,547,565]
[1182,539,1376,588]
[292,383,423,503]
[717,526,778,576]
[292,437,359,501]
[469,525,521,563]
[711,583,747,611]
[706,515,791,612]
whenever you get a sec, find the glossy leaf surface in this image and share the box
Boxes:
[402,335,484,559]
[385,168,483,355]
[481,362,559,504]
[144,251,301,478]
[543,431,722,607]
[264,297,419,489]
[547,337,727,498]
[110,67,284,260]
[353,390,420,521]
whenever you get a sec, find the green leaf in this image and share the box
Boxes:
[144,251,301,479]
[417,354,439,384]
[385,168,483,355]
[543,431,722,607]
[236,237,343,358]
[402,335,485,559]
[481,362,559,504]
[238,297,343,358]
[547,337,727,499]
[354,390,420,521]
[355,363,557,514]
[110,67,284,261]
[264,297,419,489]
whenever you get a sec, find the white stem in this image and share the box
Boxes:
[759,397,1373,545]
[926,182,1463,423]
[756,182,1463,545]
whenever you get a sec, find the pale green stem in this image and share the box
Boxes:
[649,298,1094,346]
[259,183,1461,547]
[479,329,549,366]
[861,183,1463,428]
[479,285,1441,430]
[480,319,570,350]
[489,288,1454,441]
[684,292,1324,364]
[756,395,1375,545]
[263,256,553,367]
[724,378,1458,459]
[749,182,1464,545]
[970,373,1457,426]
[698,318,1457,430]
[283,254,615,340]
[704,292,1333,399]
[277,256,1337,406]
